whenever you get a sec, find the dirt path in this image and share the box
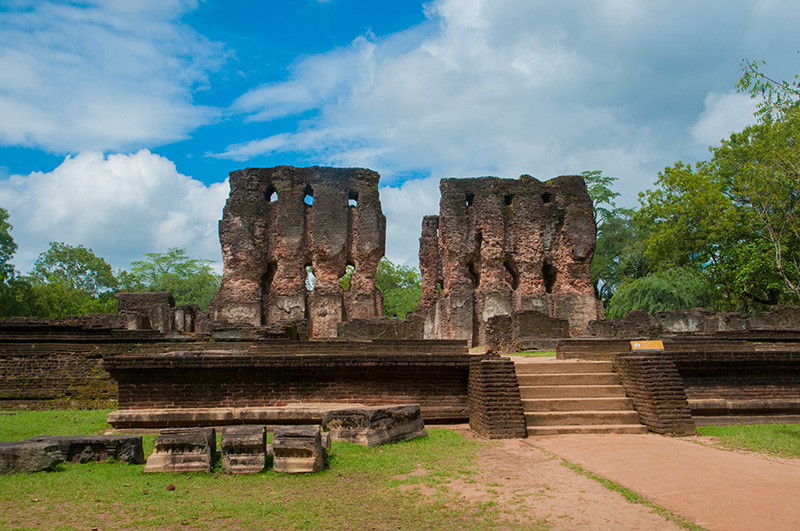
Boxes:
[527,433,800,531]
[444,427,686,530]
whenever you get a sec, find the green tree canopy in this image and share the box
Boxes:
[605,268,711,318]
[0,208,18,284]
[121,248,221,309]
[375,258,421,319]
[31,242,118,296]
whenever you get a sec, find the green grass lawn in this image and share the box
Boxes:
[696,423,800,459]
[509,350,557,357]
[0,410,541,531]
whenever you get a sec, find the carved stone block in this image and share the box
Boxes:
[221,425,266,474]
[143,428,216,473]
[24,435,144,464]
[0,441,64,473]
[322,404,428,447]
[272,425,324,473]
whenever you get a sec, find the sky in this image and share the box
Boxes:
[0,0,798,274]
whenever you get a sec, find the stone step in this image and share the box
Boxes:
[525,410,642,426]
[520,385,627,399]
[522,397,635,412]
[517,373,620,386]
[527,424,649,436]
[513,360,613,374]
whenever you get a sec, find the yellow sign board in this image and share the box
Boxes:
[630,340,665,351]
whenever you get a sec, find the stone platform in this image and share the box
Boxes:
[103,340,472,429]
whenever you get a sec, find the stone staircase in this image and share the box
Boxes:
[514,358,648,436]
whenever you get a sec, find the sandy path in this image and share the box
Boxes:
[527,433,800,531]
[444,427,686,530]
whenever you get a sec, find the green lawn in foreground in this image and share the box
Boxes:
[697,423,800,459]
[0,410,541,531]
[510,350,557,357]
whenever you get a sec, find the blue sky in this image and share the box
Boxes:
[0,0,798,273]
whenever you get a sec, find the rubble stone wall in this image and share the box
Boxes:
[209,166,386,337]
[416,175,600,346]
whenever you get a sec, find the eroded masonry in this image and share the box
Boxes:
[415,175,602,346]
[209,166,386,338]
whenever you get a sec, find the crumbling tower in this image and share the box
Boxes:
[416,174,601,345]
[209,166,386,337]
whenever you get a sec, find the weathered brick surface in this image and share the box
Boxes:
[417,175,601,346]
[613,355,695,435]
[468,354,527,438]
[209,166,386,336]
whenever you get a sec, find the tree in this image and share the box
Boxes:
[31,242,118,296]
[122,248,221,309]
[636,65,800,311]
[375,258,422,319]
[0,208,16,284]
[605,268,711,318]
[583,171,649,304]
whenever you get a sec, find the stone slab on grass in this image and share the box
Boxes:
[25,435,144,464]
[143,428,216,473]
[0,441,64,473]
[221,425,266,474]
[272,425,324,474]
[322,404,427,447]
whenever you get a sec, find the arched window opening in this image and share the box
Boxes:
[504,260,520,290]
[266,185,278,203]
[504,194,514,206]
[339,264,355,291]
[543,260,557,293]
[304,184,314,206]
[541,192,553,204]
[467,262,480,288]
[465,193,475,207]
[348,190,359,208]
[305,265,316,291]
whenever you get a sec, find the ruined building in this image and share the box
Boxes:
[209,166,386,337]
[416,175,601,345]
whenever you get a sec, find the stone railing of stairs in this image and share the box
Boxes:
[515,358,648,436]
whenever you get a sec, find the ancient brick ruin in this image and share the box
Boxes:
[416,175,602,346]
[209,166,386,338]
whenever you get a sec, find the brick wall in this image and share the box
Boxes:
[105,341,472,423]
[468,354,527,438]
[612,355,695,435]
[0,322,252,409]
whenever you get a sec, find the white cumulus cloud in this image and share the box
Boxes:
[0,0,224,153]
[690,91,758,148]
[0,150,229,273]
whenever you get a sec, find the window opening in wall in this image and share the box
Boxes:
[266,185,278,203]
[304,185,314,206]
[543,260,557,293]
[436,281,443,292]
[339,264,355,291]
[504,194,514,206]
[348,190,359,208]
[261,261,278,292]
[504,260,520,290]
[465,193,475,207]
[467,262,480,288]
[541,192,553,204]
[305,265,316,291]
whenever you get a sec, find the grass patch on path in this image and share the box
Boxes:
[696,423,800,459]
[560,460,707,531]
[0,410,539,531]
